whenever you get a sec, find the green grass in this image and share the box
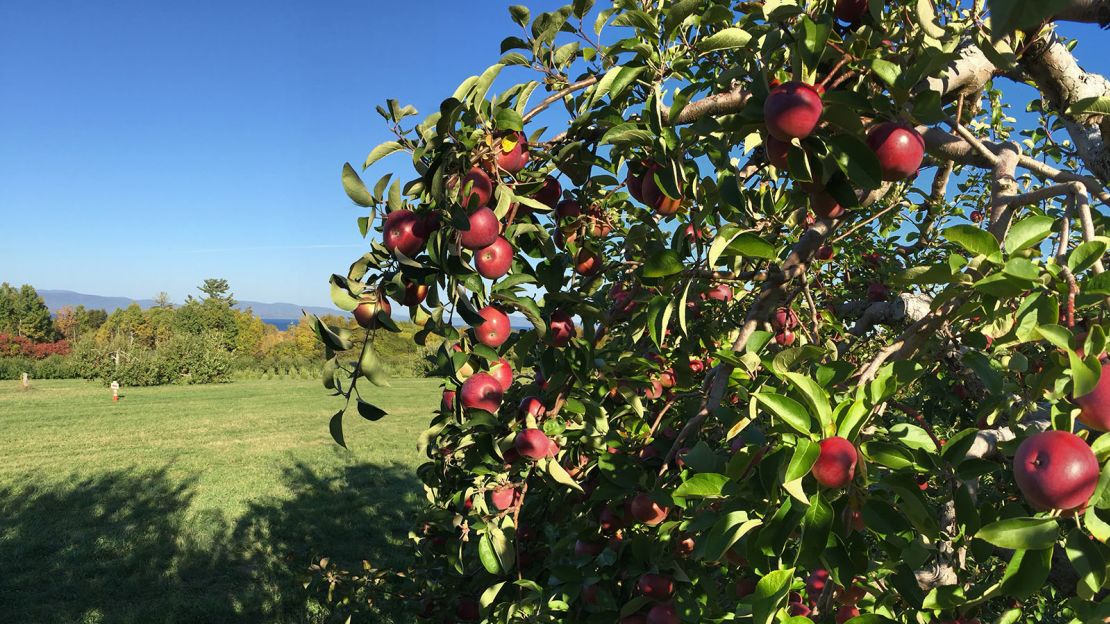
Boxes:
[0,378,440,624]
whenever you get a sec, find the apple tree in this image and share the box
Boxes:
[310,0,1110,622]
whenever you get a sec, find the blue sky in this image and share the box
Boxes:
[0,0,571,307]
[1,2,1107,308]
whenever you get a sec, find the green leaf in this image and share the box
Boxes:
[784,438,821,483]
[480,581,507,609]
[479,532,503,574]
[329,410,346,448]
[989,0,1079,39]
[508,5,530,26]
[590,65,645,108]
[754,392,813,436]
[1070,351,1103,398]
[542,457,584,492]
[945,224,1001,259]
[1069,240,1107,274]
[696,27,752,53]
[826,133,882,190]
[1067,96,1110,116]
[355,400,387,421]
[341,163,374,207]
[358,344,391,387]
[674,473,729,501]
[998,547,1053,599]
[726,233,777,259]
[362,140,405,170]
[700,512,761,562]
[785,372,833,437]
[471,64,505,105]
[494,108,524,132]
[643,249,684,278]
[329,274,361,312]
[708,225,743,267]
[752,568,795,624]
[869,58,902,88]
[1005,215,1055,254]
[664,0,702,35]
[600,122,655,146]
[975,517,1058,550]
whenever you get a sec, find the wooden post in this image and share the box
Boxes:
[21,372,29,390]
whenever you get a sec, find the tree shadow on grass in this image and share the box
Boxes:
[0,462,423,624]
[230,460,424,623]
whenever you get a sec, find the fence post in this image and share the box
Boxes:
[21,372,29,390]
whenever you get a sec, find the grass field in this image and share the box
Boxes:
[0,378,440,624]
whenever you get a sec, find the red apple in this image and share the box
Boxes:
[474,306,511,348]
[441,389,456,411]
[581,582,599,605]
[490,485,518,511]
[788,602,812,617]
[475,236,514,278]
[836,605,861,624]
[812,437,858,488]
[775,330,796,346]
[645,603,679,624]
[492,131,528,173]
[735,578,758,598]
[549,310,576,347]
[460,372,504,413]
[867,122,926,181]
[460,206,500,250]
[817,245,835,260]
[773,307,799,330]
[1013,430,1099,511]
[556,199,581,220]
[674,536,695,556]
[382,209,426,257]
[456,598,480,621]
[575,247,603,276]
[765,134,791,169]
[489,358,513,391]
[806,568,830,599]
[706,283,733,302]
[838,584,866,605]
[518,396,546,420]
[867,282,889,302]
[642,167,683,216]
[402,280,429,306]
[626,166,646,203]
[637,573,675,599]
[764,81,823,141]
[811,192,844,219]
[834,0,868,22]
[970,209,984,223]
[534,175,562,208]
[574,538,604,557]
[353,293,391,329]
[1077,362,1110,430]
[515,428,552,460]
[630,493,669,526]
[594,503,621,528]
[688,358,705,374]
[458,166,493,208]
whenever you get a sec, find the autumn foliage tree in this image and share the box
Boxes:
[311,1,1110,622]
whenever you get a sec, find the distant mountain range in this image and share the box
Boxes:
[38,289,340,320]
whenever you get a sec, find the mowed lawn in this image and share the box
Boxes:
[0,378,440,624]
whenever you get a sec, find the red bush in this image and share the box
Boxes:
[0,334,70,359]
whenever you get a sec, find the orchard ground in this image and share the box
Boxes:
[0,377,439,624]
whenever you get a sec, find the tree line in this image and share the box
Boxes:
[0,280,439,386]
